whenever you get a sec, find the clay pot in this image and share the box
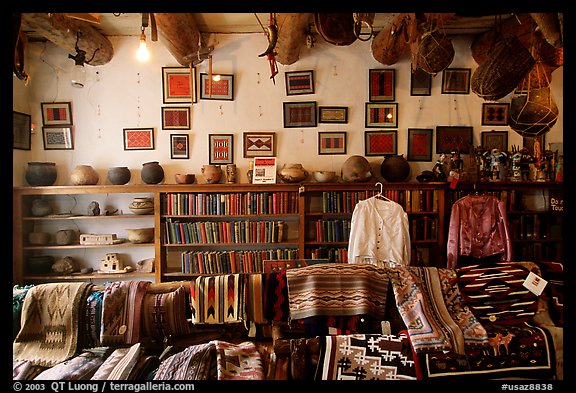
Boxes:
[129,197,154,215]
[55,229,76,245]
[71,165,99,185]
[126,228,155,243]
[201,165,222,184]
[26,255,54,275]
[31,198,53,217]
[313,171,337,183]
[278,163,308,183]
[341,155,372,182]
[175,174,195,184]
[141,161,164,184]
[29,232,51,245]
[107,167,131,185]
[381,154,411,182]
[25,162,57,186]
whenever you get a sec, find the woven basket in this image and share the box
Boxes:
[417,30,454,74]
[509,86,558,137]
[471,35,535,100]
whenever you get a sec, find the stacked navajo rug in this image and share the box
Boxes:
[190,274,244,324]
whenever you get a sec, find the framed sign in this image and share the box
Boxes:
[283,101,317,128]
[42,126,73,150]
[365,102,398,128]
[209,133,234,164]
[13,111,31,150]
[481,103,510,126]
[41,102,72,126]
[364,130,397,156]
[481,130,508,152]
[436,126,473,153]
[123,127,155,150]
[318,106,348,124]
[162,66,197,104]
[441,68,471,94]
[368,69,395,101]
[161,107,191,130]
[407,128,433,161]
[200,73,234,100]
[243,132,275,158]
[170,134,189,159]
[410,67,432,96]
[318,132,347,155]
[285,70,314,95]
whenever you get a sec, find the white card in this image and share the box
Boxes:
[523,271,548,296]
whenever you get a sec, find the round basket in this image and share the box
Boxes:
[417,30,454,74]
[509,86,558,137]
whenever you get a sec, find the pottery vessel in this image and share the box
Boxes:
[56,229,76,245]
[25,162,57,186]
[71,165,99,185]
[341,155,372,182]
[126,228,154,243]
[31,198,53,217]
[129,197,154,215]
[201,165,222,184]
[278,163,308,183]
[27,255,54,275]
[175,174,195,184]
[52,256,77,274]
[107,166,131,185]
[29,232,51,245]
[141,161,164,184]
[226,164,237,183]
[313,171,337,183]
[381,154,410,182]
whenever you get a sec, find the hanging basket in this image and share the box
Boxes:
[417,30,454,74]
[471,35,535,101]
[509,86,558,137]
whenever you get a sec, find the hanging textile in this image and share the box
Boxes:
[347,196,411,266]
[189,274,244,324]
[446,194,512,269]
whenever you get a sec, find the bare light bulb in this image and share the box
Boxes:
[212,74,221,82]
[71,64,85,88]
[136,32,150,61]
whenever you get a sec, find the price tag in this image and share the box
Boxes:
[523,271,547,296]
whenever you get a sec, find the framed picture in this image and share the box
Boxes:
[170,134,189,159]
[209,134,234,164]
[283,101,317,128]
[41,102,72,126]
[365,102,398,128]
[200,73,234,100]
[410,67,432,96]
[481,103,510,126]
[368,69,395,101]
[364,130,397,156]
[318,132,347,155]
[441,68,471,94]
[407,128,433,161]
[285,70,314,95]
[13,111,31,150]
[481,130,508,152]
[243,132,275,158]
[523,134,546,155]
[318,106,348,124]
[123,127,155,150]
[161,107,191,130]
[436,126,473,154]
[42,126,73,150]
[162,66,197,104]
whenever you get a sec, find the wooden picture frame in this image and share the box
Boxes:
[209,133,234,164]
[436,126,473,154]
[523,134,546,156]
[369,69,395,101]
[13,111,31,150]
[318,132,347,155]
[161,106,191,130]
[42,126,73,150]
[481,103,510,126]
[364,130,397,156]
[243,132,276,158]
[170,134,189,159]
[200,73,234,100]
[318,106,348,124]
[283,101,317,128]
[365,102,398,128]
[162,66,197,104]
[481,130,509,152]
[41,102,73,126]
[123,127,155,150]
[410,67,432,96]
[407,128,433,161]
[285,70,314,95]
[441,68,471,94]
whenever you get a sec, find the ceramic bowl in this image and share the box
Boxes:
[175,173,195,184]
[126,228,154,243]
[313,171,337,183]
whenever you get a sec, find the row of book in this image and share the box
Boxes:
[312,219,351,243]
[161,191,298,215]
[163,218,286,244]
[308,246,348,263]
[318,190,438,213]
[509,214,562,241]
[512,243,562,263]
[180,248,299,274]
[410,216,438,241]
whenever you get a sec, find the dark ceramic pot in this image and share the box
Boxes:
[107,166,131,185]
[25,162,57,186]
[381,154,410,182]
[141,161,164,184]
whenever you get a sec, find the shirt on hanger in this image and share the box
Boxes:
[347,197,411,266]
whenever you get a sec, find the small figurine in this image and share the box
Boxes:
[510,145,523,182]
[484,148,508,181]
[448,149,464,180]
[432,154,449,182]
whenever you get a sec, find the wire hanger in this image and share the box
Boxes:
[374,182,391,201]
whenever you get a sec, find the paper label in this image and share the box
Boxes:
[523,271,548,296]
[381,321,391,335]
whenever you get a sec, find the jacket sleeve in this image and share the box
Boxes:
[446,202,461,269]
[347,203,362,263]
[497,199,513,261]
